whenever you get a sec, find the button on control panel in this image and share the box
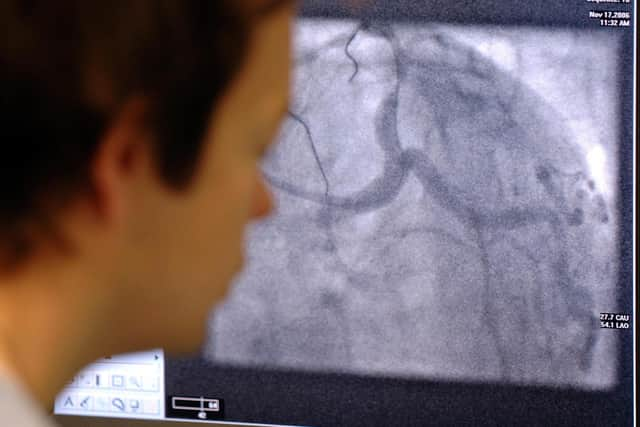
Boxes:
[167,395,224,421]
[55,350,164,420]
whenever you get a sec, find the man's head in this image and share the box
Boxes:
[0,0,294,357]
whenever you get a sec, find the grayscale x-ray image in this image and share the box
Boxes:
[206,20,621,390]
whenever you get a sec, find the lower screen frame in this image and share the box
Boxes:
[163,353,633,427]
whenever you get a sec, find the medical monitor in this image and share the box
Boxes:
[56,1,636,426]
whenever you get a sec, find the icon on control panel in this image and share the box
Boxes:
[112,397,126,412]
[63,396,74,408]
[95,372,106,388]
[128,375,142,389]
[79,396,92,410]
[112,374,125,388]
[95,396,110,412]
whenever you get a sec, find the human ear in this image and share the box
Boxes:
[89,96,153,226]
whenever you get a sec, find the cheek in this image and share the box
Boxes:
[176,145,262,280]
[193,169,256,256]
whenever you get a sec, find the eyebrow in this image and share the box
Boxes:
[277,99,290,122]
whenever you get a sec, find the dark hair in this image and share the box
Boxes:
[0,0,289,269]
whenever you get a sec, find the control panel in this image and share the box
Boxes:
[54,350,164,420]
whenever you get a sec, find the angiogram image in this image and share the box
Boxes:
[206,20,621,390]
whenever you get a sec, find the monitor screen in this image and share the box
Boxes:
[55,1,636,426]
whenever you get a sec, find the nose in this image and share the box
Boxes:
[251,176,274,219]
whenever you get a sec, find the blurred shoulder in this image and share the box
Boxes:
[0,376,58,427]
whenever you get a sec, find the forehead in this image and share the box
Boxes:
[224,0,292,122]
[239,0,296,17]
[241,2,292,78]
